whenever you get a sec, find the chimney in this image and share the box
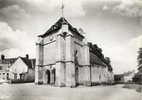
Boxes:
[26,54,29,59]
[1,54,5,60]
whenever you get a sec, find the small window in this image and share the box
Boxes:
[7,73,9,80]
[14,74,17,79]
[0,66,2,70]
[3,73,5,75]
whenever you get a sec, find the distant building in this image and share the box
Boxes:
[123,71,136,83]
[114,74,124,83]
[9,55,35,82]
[35,17,114,87]
[114,71,136,83]
[0,55,16,82]
[0,54,35,83]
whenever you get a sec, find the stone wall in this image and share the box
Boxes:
[78,66,90,85]
[43,41,56,65]
[91,65,113,84]
[73,39,84,65]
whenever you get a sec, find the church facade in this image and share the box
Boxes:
[35,17,114,87]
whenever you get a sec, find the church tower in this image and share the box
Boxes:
[35,17,90,87]
[35,0,113,87]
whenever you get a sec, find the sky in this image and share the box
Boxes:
[0,0,142,74]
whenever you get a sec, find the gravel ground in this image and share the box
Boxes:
[0,83,141,100]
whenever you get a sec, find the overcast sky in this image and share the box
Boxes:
[0,0,142,74]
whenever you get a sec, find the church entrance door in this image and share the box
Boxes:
[75,67,79,85]
[46,69,50,84]
[51,68,56,84]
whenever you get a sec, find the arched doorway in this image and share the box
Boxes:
[46,69,50,84]
[52,68,56,84]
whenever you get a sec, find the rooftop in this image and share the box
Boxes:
[39,17,84,38]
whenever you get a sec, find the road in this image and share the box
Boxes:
[0,83,141,100]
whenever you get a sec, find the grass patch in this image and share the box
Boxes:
[123,84,142,93]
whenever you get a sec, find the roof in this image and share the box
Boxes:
[0,58,17,64]
[90,52,106,66]
[88,42,113,71]
[20,57,35,69]
[0,57,36,69]
[39,17,84,38]
[138,64,142,70]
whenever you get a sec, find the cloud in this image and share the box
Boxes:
[103,34,142,74]
[0,21,36,58]
[0,0,141,73]
[103,42,138,74]
[0,5,29,19]
[130,34,142,49]
[0,0,142,19]
[0,38,13,51]
[82,0,142,17]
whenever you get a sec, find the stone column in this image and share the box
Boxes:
[83,44,91,86]
[55,34,65,87]
[35,36,44,84]
[84,44,90,65]
[65,34,76,87]
[43,70,47,84]
[50,69,53,84]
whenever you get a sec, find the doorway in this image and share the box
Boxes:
[46,69,50,84]
[52,68,56,84]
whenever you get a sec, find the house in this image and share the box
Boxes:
[123,70,136,83]
[35,17,114,87]
[9,55,35,83]
[0,55,16,82]
[114,74,124,83]
[114,70,136,83]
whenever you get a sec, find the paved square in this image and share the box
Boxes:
[0,83,141,100]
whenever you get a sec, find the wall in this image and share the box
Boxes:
[78,66,90,85]
[9,58,28,80]
[73,38,84,65]
[43,42,56,65]
[0,70,9,81]
[24,69,35,82]
[43,34,57,65]
[0,63,9,81]
[91,64,113,84]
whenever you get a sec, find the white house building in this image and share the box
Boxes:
[9,55,35,82]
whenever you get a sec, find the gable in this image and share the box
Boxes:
[10,58,28,74]
[39,17,84,39]
[21,57,33,69]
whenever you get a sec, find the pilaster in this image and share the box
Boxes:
[55,34,65,87]
[35,36,44,84]
[83,44,91,86]
[65,34,76,87]
[83,44,90,65]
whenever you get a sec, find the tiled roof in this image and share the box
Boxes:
[0,58,17,64]
[39,17,84,38]
[88,42,113,71]
[20,57,35,69]
[138,64,142,70]
[0,57,36,69]
[90,52,106,66]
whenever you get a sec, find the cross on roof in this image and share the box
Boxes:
[61,0,64,17]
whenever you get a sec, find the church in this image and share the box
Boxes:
[35,17,114,87]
